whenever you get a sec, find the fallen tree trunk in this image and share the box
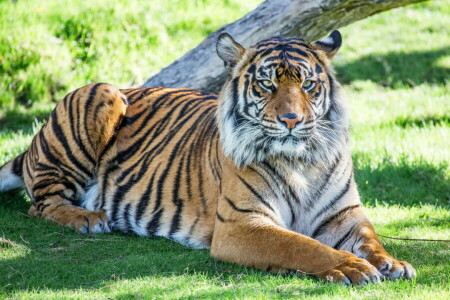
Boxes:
[142,0,425,93]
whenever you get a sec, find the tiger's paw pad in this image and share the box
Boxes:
[368,253,416,280]
[319,253,382,285]
[73,211,112,234]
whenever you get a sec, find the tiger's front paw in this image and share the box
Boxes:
[367,252,416,280]
[72,210,112,234]
[318,251,382,285]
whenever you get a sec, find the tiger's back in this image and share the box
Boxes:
[99,87,223,248]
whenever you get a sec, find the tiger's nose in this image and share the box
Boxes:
[278,113,303,129]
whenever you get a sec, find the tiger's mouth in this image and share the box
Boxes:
[278,134,309,143]
[267,127,314,143]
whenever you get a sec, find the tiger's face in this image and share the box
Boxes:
[217,31,348,167]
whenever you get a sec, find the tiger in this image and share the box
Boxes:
[0,30,415,284]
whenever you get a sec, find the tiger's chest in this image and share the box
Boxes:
[263,156,353,237]
[264,165,322,232]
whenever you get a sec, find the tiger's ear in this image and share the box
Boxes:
[216,33,245,73]
[312,30,342,60]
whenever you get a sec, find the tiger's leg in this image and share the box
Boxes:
[313,205,416,280]
[212,195,382,285]
[25,83,128,233]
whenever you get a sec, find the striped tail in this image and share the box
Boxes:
[0,151,26,191]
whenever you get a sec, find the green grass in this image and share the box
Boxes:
[0,0,260,109]
[1,0,449,299]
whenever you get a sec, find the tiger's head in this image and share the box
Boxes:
[216,31,348,168]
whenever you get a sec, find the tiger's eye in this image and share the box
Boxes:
[262,80,273,87]
[258,80,274,91]
[302,79,315,92]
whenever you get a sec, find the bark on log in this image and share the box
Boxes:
[142,0,426,94]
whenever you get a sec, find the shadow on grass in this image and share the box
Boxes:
[354,153,449,208]
[1,155,449,297]
[0,222,447,297]
[336,47,450,88]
